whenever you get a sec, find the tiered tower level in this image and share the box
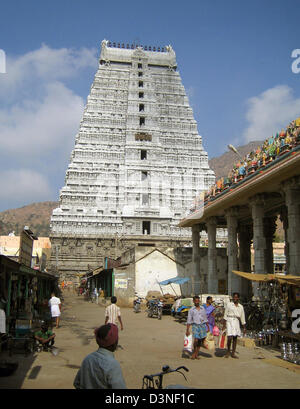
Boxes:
[49,40,215,279]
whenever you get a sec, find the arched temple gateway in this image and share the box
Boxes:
[180,118,300,297]
[49,40,216,281]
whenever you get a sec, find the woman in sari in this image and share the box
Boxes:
[203,296,215,333]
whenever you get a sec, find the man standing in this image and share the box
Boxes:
[105,296,124,331]
[224,292,246,358]
[186,296,209,360]
[48,292,61,329]
[74,323,126,389]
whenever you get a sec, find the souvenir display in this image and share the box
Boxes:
[280,343,300,365]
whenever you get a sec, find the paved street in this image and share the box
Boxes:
[1,292,300,389]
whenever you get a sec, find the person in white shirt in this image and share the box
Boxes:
[223,292,246,358]
[48,292,62,329]
[93,288,99,304]
[105,297,123,331]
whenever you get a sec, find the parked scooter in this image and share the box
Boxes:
[133,294,143,313]
[171,299,192,322]
[157,299,163,320]
[176,304,191,322]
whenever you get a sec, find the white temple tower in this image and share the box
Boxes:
[49,40,215,279]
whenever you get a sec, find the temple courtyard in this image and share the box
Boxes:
[0,292,299,389]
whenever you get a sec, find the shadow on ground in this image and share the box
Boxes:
[0,349,38,389]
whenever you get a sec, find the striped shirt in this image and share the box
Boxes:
[105,304,121,325]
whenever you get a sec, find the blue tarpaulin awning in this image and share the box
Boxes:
[159,277,190,286]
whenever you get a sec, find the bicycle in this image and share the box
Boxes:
[142,365,189,389]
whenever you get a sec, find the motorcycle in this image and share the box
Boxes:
[142,365,189,389]
[147,299,163,320]
[133,295,143,313]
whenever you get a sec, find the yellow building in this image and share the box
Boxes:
[0,236,51,271]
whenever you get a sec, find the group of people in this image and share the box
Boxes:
[34,290,246,388]
[73,292,247,388]
[77,286,105,301]
[186,292,246,359]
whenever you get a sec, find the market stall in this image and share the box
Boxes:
[233,270,300,364]
[0,255,58,356]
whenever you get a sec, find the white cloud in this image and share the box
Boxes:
[0,44,98,209]
[0,169,53,203]
[243,85,300,143]
[0,44,98,100]
[0,81,84,157]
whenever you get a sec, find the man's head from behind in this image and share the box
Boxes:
[111,296,117,304]
[94,324,118,352]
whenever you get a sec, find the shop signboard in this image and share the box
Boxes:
[19,230,35,267]
[114,279,128,289]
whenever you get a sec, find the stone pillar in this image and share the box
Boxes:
[238,224,253,299]
[192,224,201,295]
[249,194,268,274]
[225,207,241,296]
[207,217,218,294]
[280,206,289,273]
[263,216,277,274]
[281,177,300,275]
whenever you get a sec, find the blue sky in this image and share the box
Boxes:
[0,0,300,211]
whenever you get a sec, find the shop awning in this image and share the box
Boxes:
[92,266,104,276]
[232,270,300,285]
[77,272,87,277]
[159,277,190,286]
[19,264,37,276]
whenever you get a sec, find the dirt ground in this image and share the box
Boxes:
[1,292,300,389]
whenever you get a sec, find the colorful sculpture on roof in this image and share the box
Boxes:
[203,117,300,203]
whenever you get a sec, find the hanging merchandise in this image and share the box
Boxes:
[280,343,300,365]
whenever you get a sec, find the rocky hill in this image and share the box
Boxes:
[0,201,58,236]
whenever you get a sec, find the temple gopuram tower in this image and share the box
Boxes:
[49,40,215,280]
